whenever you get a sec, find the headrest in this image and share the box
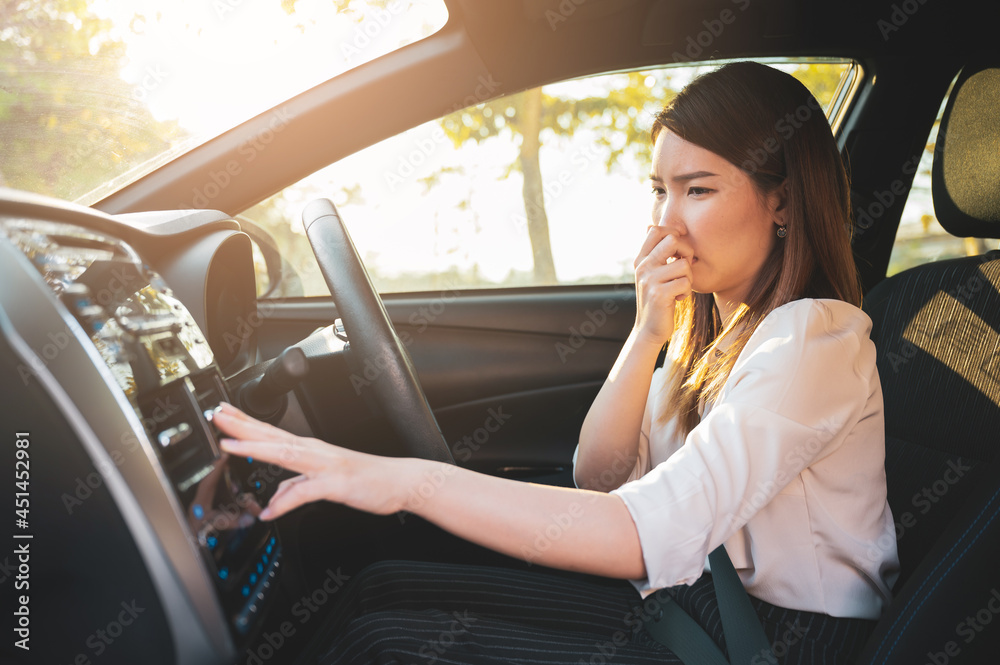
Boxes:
[932,60,1000,239]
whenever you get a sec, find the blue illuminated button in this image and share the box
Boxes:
[247,457,253,464]
[206,536,218,549]
[265,543,272,555]
[249,574,258,585]
[262,555,268,565]
[269,537,276,546]
[256,563,264,574]
[192,504,204,519]
[255,481,261,489]
[241,585,250,597]
[218,567,229,580]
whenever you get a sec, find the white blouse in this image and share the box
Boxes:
[580,298,899,620]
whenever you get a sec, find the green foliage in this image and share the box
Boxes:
[0,0,184,201]
[787,62,851,110]
[439,70,676,175]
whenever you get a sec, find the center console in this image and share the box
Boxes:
[0,209,280,663]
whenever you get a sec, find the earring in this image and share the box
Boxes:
[776,225,787,238]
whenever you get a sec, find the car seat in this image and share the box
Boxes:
[858,58,1000,664]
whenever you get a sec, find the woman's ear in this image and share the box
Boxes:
[770,179,790,227]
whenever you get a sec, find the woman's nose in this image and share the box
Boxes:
[653,202,683,234]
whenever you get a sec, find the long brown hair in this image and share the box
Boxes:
[653,61,861,436]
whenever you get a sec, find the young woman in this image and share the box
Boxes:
[214,61,899,664]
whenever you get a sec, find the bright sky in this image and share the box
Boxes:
[91,0,449,137]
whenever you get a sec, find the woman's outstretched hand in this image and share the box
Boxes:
[213,402,410,520]
[632,225,693,345]
[213,404,645,579]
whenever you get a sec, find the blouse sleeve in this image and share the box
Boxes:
[610,299,879,590]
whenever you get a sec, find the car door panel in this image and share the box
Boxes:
[252,286,637,484]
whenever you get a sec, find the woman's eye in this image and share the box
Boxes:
[688,186,712,196]
[651,186,666,196]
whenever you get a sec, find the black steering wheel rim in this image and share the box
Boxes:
[302,198,455,464]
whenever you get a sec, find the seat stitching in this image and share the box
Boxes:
[875,485,1000,660]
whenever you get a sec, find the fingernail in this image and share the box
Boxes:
[219,438,240,450]
[260,508,273,520]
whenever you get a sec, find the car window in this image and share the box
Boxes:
[0,0,449,205]
[887,79,999,276]
[245,59,857,298]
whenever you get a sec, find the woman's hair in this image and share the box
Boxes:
[652,61,861,436]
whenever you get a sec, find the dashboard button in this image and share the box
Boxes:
[157,422,192,448]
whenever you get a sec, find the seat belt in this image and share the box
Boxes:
[643,545,776,665]
[643,594,730,664]
[708,545,775,664]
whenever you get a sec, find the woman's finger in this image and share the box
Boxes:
[260,477,329,520]
[214,409,297,444]
[219,437,317,475]
[269,474,308,504]
[217,402,296,439]
[634,226,673,267]
[643,233,691,269]
[217,401,258,422]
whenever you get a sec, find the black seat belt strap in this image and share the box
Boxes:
[643,594,730,665]
[709,545,775,664]
[642,545,775,665]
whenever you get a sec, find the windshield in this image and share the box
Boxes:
[0,0,449,205]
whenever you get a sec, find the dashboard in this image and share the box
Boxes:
[0,189,276,664]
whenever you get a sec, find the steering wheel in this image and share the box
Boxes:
[302,198,455,464]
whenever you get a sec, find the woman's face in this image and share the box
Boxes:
[650,130,784,315]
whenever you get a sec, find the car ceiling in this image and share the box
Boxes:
[94,0,991,231]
